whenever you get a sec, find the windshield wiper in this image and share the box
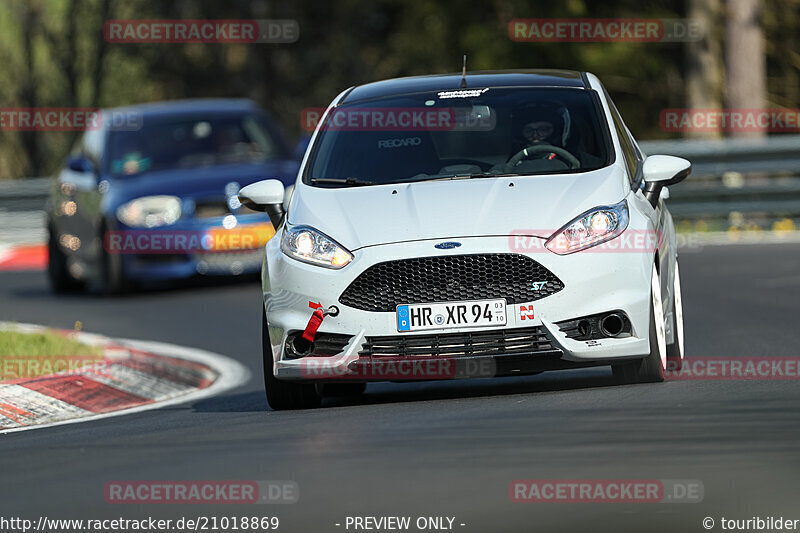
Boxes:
[453,172,520,180]
[391,172,520,184]
[312,173,519,187]
[311,177,376,187]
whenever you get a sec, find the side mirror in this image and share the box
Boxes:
[239,179,286,228]
[642,155,691,207]
[67,155,94,174]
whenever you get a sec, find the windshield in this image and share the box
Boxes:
[106,114,286,177]
[306,87,611,187]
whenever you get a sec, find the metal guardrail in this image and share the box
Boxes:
[641,135,800,226]
[640,135,800,177]
[0,179,50,245]
[1,135,799,231]
[0,177,51,212]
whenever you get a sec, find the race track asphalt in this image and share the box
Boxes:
[1,242,799,532]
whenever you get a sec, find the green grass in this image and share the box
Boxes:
[0,329,103,381]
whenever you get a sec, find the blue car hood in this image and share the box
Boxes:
[105,161,299,208]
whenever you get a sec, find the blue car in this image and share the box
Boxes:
[46,99,302,293]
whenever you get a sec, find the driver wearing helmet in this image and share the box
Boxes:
[521,108,562,148]
[504,104,579,171]
[518,106,564,162]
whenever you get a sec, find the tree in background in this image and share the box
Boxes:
[725,0,767,137]
[0,0,796,178]
[686,0,724,137]
[0,0,110,178]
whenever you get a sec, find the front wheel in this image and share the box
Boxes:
[613,267,667,384]
[47,223,83,293]
[262,308,321,410]
[666,261,685,371]
[100,244,133,295]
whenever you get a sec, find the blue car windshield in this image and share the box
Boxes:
[107,114,285,177]
[306,87,612,187]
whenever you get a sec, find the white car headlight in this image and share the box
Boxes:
[545,200,629,254]
[281,225,352,269]
[116,196,182,228]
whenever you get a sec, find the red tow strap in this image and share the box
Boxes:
[302,309,325,342]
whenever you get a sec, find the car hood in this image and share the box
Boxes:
[288,165,630,251]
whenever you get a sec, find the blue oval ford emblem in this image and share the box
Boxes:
[434,242,462,250]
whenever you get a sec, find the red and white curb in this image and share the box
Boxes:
[0,322,249,434]
[0,243,47,272]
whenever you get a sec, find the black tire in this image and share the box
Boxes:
[262,308,321,410]
[316,382,367,397]
[99,224,133,295]
[47,223,83,293]
[666,262,684,372]
[613,269,666,384]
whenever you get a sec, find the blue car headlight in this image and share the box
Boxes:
[545,199,629,255]
[116,196,182,228]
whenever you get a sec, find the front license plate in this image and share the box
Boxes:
[396,299,507,332]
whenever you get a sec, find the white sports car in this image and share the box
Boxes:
[240,70,689,410]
